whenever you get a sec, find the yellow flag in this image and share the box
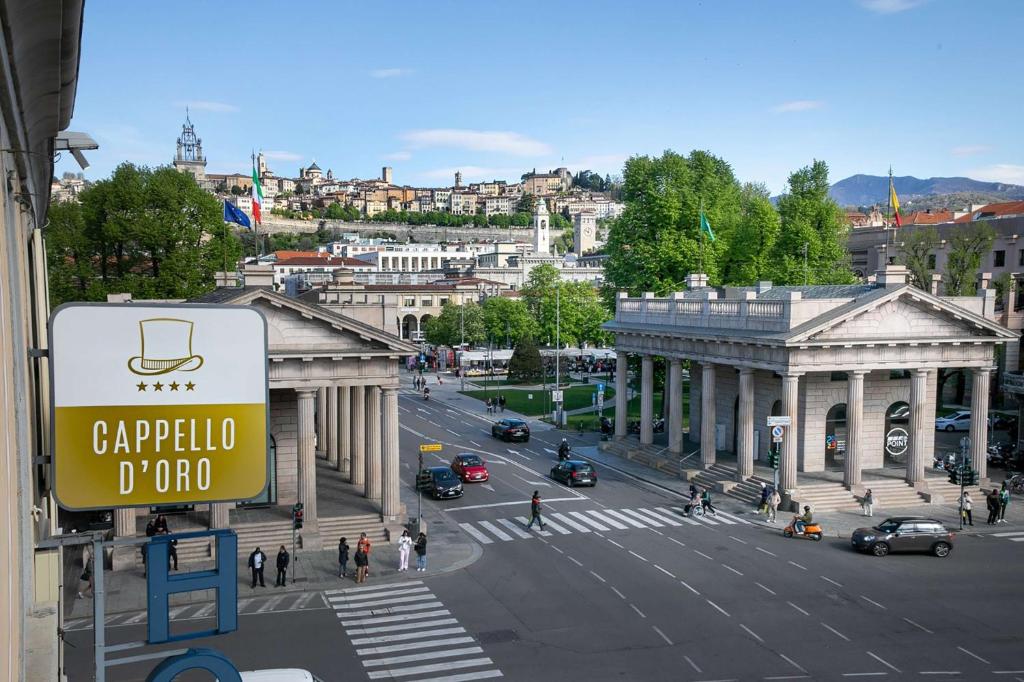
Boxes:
[889,178,902,226]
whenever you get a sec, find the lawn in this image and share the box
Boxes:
[461,384,615,416]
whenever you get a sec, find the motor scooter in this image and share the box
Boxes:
[423,388,430,401]
[783,517,823,541]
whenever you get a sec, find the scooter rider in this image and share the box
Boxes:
[558,438,570,460]
[794,506,813,534]
[423,387,430,400]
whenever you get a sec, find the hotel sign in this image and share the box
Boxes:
[49,304,269,510]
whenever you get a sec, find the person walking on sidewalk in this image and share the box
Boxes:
[499,395,506,413]
[357,533,372,577]
[354,546,368,583]
[414,532,428,572]
[700,488,718,517]
[275,545,290,586]
[767,488,781,523]
[398,530,412,571]
[248,546,267,588]
[986,489,1001,525]
[961,491,974,526]
[526,490,546,531]
[999,482,1011,523]
[862,488,875,517]
[485,397,493,414]
[758,483,769,514]
[338,537,349,579]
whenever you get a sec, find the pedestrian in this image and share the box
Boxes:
[700,488,718,516]
[437,375,443,385]
[338,536,350,578]
[689,482,699,500]
[986,489,1001,525]
[154,514,169,535]
[862,488,875,517]
[415,532,428,571]
[357,532,372,577]
[758,482,769,514]
[168,538,178,571]
[275,545,289,586]
[247,546,267,588]
[961,491,974,526]
[499,395,506,413]
[398,529,412,571]
[767,488,781,523]
[999,482,1010,523]
[77,548,94,599]
[354,546,368,583]
[485,397,493,414]
[526,490,546,531]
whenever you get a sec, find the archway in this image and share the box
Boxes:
[770,400,782,417]
[401,314,417,340]
[825,403,847,469]
[418,314,433,344]
[884,401,910,466]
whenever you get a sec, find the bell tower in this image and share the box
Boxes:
[532,197,550,254]
[173,109,207,184]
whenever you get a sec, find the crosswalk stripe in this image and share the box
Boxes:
[569,511,610,531]
[411,670,504,682]
[123,612,147,625]
[992,531,1024,537]
[1011,537,1024,542]
[168,605,193,618]
[352,626,467,645]
[618,509,664,527]
[459,523,495,544]
[513,517,552,536]
[362,646,484,668]
[637,507,683,526]
[337,602,444,619]
[478,520,514,541]
[193,603,216,618]
[332,593,438,610]
[582,509,629,529]
[496,518,534,539]
[347,618,460,636]
[327,580,424,596]
[602,509,650,528]
[693,512,721,525]
[533,515,571,534]
[331,587,432,603]
[366,657,494,679]
[357,635,477,656]
[340,609,451,627]
[549,513,591,533]
[714,511,747,525]
[661,506,702,526]
[256,594,288,613]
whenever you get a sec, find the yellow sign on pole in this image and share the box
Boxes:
[49,304,270,509]
[419,443,443,453]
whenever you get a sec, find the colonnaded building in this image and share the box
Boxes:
[604,265,1015,511]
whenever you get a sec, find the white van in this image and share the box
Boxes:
[239,670,324,682]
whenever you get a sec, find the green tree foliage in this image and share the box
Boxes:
[424,301,486,347]
[324,202,360,221]
[481,297,538,346]
[516,192,537,214]
[720,183,780,285]
[944,223,995,296]
[44,163,242,305]
[553,230,573,255]
[507,336,543,383]
[549,213,571,230]
[521,264,610,347]
[898,226,939,291]
[766,160,856,285]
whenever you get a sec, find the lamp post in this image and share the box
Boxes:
[459,303,465,391]
[554,283,561,427]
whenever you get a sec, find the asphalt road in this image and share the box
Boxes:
[65,381,1024,681]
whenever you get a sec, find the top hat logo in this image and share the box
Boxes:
[127,318,204,376]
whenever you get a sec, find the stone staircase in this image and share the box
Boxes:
[684,463,773,504]
[600,440,685,476]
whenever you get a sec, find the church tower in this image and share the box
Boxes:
[173,110,207,184]
[573,211,597,256]
[532,197,550,254]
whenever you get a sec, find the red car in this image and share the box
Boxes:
[451,453,489,483]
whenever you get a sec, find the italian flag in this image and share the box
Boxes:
[251,164,263,225]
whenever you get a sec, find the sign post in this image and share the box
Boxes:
[417,443,442,529]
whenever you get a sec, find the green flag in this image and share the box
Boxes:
[699,211,716,242]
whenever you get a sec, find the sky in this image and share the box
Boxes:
[57,0,1024,194]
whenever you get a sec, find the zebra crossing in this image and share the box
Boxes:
[458,506,751,544]
[992,530,1024,543]
[326,580,503,681]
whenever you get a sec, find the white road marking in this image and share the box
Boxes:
[860,595,887,610]
[705,599,730,617]
[469,441,481,447]
[729,535,748,544]
[756,547,777,557]
[584,509,630,530]
[787,601,810,616]
[866,652,901,673]
[637,506,684,526]
[567,555,584,567]
[666,506,703,526]
[548,513,588,533]
[629,550,649,562]
[654,564,676,578]
[589,571,606,583]
[618,508,665,527]
[417,408,430,414]
[788,560,807,571]
[365,657,494,679]
[606,539,625,549]
[477,520,513,542]
[694,550,714,561]
[332,594,438,610]
[328,580,424,595]
[446,429,460,436]
[549,545,564,554]
[683,655,703,674]
[568,510,611,531]
[652,625,674,645]
[680,580,700,595]
[496,518,533,539]
[918,672,961,676]
[694,514,721,526]
[330,586,430,602]
[506,448,531,460]
[346,618,460,636]
[413,672,504,682]
[357,636,477,656]
[444,498,579,512]
[779,654,807,673]
[721,564,743,576]
[511,472,551,487]
[821,576,843,588]
[901,617,933,634]
[480,483,495,492]
[756,582,776,596]
[668,537,687,549]
[739,624,764,643]
[362,646,483,668]
[193,603,216,617]
[610,586,626,600]
[630,603,647,618]
[256,594,288,613]
[957,646,990,664]
[991,531,1024,537]
[337,602,444,619]
[602,509,650,528]
[842,674,888,677]
[339,609,451,627]
[513,516,551,536]
[123,613,147,625]
[821,622,850,641]
[352,626,467,645]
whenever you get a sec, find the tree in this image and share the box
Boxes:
[549,213,571,230]
[719,183,780,285]
[521,264,611,347]
[766,160,856,285]
[230,185,243,195]
[553,230,573,254]
[944,223,996,296]
[507,337,543,383]
[898,226,939,291]
[481,297,537,347]
[423,301,485,347]
[516,192,536,214]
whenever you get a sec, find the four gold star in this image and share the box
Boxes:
[169,382,180,391]
[136,382,147,391]
[153,382,164,391]
[134,380,196,391]
[185,381,196,391]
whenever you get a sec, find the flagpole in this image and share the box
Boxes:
[886,166,893,258]
[698,198,704,276]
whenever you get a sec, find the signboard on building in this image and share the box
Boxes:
[885,427,910,457]
[767,416,791,427]
[552,390,564,403]
[49,304,269,510]
[771,425,785,442]
[419,443,443,453]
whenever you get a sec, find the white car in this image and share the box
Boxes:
[935,410,971,432]
[241,670,323,682]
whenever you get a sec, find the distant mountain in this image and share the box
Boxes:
[828,174,1024,208]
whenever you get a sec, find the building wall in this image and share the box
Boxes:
[270,389,299,505]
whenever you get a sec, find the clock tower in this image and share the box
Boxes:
[573,211,596,256]
[532,197,550,254]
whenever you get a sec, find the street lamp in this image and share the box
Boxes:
[554,283,561,427]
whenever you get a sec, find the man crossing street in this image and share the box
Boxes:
[526,490,546,531]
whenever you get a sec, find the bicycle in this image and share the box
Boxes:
[1008,474,1024,494]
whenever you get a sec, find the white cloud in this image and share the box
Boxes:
[967,164,1024,185]
[401,129,552,157]
[419,166,525,182]
[860,0,928,13]
[173,100,239,113]
[262,150,303,162]
[383,151,412,161]
[561,154,629,174]
[370,68,413,79]
[951,144,992,157]
[771,100,825,113]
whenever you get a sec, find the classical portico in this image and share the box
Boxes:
[606,267,1015,506]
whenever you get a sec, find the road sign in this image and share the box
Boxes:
[597,394,605,409]
[959,436,971,450]
[419,443,443,452]
[596,383,605,393]
[771,425,785,439]
[552,390,564,403]
[49,303,269,510]
[767,416,792,427]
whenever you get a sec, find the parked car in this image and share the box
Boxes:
[492,418,530,442]
[550,460,598,487]
[935,411,972,432]
[850,517,954,557]
[415,466,464,500]
[451,453,489,482]
[241,670,324,682]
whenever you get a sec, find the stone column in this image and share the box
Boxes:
[364,385,382,501]
[668,359,684,454]
[209,503,231,529]
[614,352,628,439]
[780,372,801,497]
[350,385,366,489]
[326,386,339,468]
[690,362,702,441]
[114,508,136,538]
[905,369,930,485]
[381,387,401,521]
[970,367,992,480]
[296,388,321,549]
[316,388,328,456]
[844,371,867,488]
[337,386,351,475]
[640,355,654,445]
[112,508,139,569]
[736,368,755,480]
[701,363,717,468]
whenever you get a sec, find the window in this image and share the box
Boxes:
[439,297,449,306]
[889,370,911,380]
[927,254,936,270]
[421,298,432,307]
[830,372,848,382]
[1019,249,1024,267]
[995,250,1006,267]
[404,297,416,307]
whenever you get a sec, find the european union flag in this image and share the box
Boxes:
[223,201,251,229]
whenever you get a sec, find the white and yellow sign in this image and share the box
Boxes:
[50,304,269,510]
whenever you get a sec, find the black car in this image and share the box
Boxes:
[415,466,464,500]
[851,517,954,557]
[492,418,530,442]
[550,460,598,487]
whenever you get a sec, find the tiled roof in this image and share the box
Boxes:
[901,209,953,225]
[953,201,1024,223]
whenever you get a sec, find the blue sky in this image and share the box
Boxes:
[58,0,1024,193]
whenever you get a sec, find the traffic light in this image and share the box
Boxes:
[964,468,979,486]
[768,447,780,470]
[948,469,962,485]
[292,502,304,530]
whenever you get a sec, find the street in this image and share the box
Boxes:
[66,381,1024,681]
